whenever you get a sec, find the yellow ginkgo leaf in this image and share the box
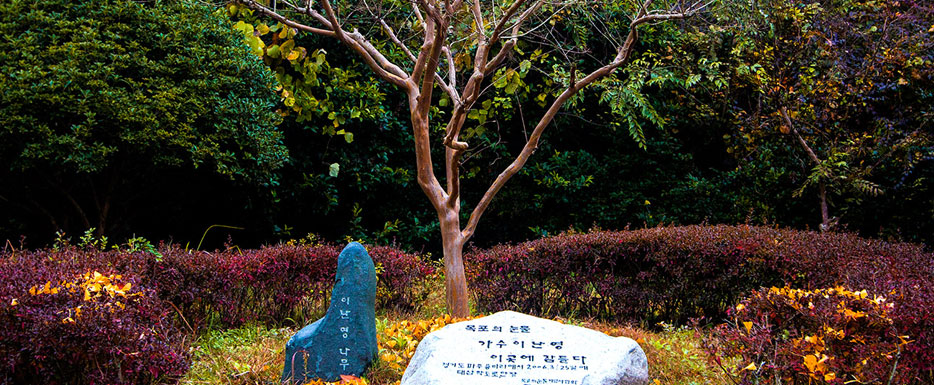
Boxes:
[10,298,17,306]
[743,322,753,333]
[843,308,866,319]
[804,354,829,373]
[742,362,757,371]
[803,355,818,372]
[736,304,746,311]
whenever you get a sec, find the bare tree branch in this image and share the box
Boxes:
[377,17,458,102]
[242,0,410,87]
[462,1,705,240]
[780,107,821,165]
[485,0,545,74]
[244,0,336,36]
[443,46,458,93]
[470,0,487,37]
[488,0,530,45]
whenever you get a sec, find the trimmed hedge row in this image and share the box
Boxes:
[466,225,934,377]
[0,243,434,384]
[151,244,435,328]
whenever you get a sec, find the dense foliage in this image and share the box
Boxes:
[709,0,934,233]
[2,0,931,251]
[215,0,934,251]
[0,0,286,239]
[0,242,434,383]
[467,225,934,378]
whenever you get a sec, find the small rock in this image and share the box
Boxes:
[401,311,648,385]
[281,242,378,383]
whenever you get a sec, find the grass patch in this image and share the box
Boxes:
[181,325,291,385]
[639,329,732,385]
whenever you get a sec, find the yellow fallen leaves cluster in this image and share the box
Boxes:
[803,353,835,382]
[28,281,60,296]
[22,270,140,324]
[78,271,136,302]
[765,286,892,310]
[374,314,475,383]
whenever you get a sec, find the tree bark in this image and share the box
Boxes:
[439,212,469,317]
[818,181,831,232]
[781,107,833,232]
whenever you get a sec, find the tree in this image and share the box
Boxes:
[714,0,934,231]
[237,0,709,316]
[0,0,287,239]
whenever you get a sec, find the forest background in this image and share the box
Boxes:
[1,0,932,254]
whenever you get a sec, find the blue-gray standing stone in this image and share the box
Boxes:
[281,242,378,383]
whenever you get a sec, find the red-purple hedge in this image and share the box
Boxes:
[466,225,934,375]
[72,243,435,329]
[0,249,189,384]
[0,242,434,383]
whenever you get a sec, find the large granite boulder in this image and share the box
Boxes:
[401,311,648,385]
[281,242,378,383]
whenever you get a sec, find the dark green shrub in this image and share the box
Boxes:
[0,0,286,238]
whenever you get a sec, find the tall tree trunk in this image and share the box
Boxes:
[781,107,833,232]
[818,181,831,232]
[411,100,470,316]
[51,181,91,231]
[440,213,469,317]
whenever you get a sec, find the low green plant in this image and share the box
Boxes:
[182,325,290,384]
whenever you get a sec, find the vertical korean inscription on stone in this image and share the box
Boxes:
[338,297,352,371]
[281,242,378,383]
